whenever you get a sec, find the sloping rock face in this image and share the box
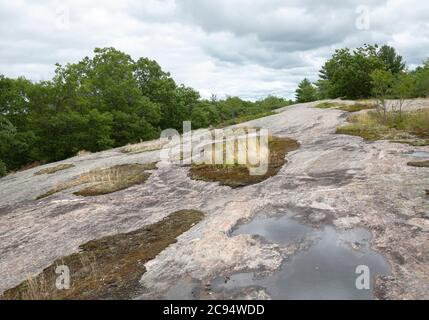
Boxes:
[0,99,428,299]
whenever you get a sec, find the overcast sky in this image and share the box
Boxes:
[1,0,428,100]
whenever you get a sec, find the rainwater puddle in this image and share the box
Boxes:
[404,150,429,158]
[212,215,391,300]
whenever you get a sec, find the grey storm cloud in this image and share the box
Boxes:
[0,0,428,100]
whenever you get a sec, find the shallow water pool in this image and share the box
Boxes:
[211,215,391,300]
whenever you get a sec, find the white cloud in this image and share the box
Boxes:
[0,0,428,100]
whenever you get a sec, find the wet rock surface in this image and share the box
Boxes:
[0,99,428,299]
[211,216,391,300]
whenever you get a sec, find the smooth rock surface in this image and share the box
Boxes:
[1,99,428,299]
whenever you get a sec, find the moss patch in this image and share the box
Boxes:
[1,209,204,300]
[73,164,155,197]
[336,122,392,141]
[390,139,429,147]
[34,164,75,175]
[314,102,339,109]
[315,102,375,112]
[407,160,429,168]
[337,103,375,112]
[37,163,156,199]
[188,135,299,188]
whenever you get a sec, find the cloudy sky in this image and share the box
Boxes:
[1,0,428,100]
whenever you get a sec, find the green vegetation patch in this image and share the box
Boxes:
[37,163,156,199]
[390,140,429,147]
[188,135,299,188]
[338,103,376,112]
[0,160,6,178]
[314,102,339,109]
[407,160,429,168]
[315,102,375,112]
[1,209,204,300]
[34,164,75,175]
[336,109,429,145]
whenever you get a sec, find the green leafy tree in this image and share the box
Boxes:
[0,160,6,177]
[295,78,318,103]
[256,96,291,110]
[0,116,17,170]
[52,48,161,146]
[316,44,406,100]
[0,76,34,128]
[173,85,201,129]
[413,59,429,97]
[190,106,210,129]
[0,48,302,172]
[31,109,113,162]
[314,79,333,100]
[0,76,39,170]
[0,115,36,170]
[319,45,385,99]
[134,57,181,129]
[392,73,415,117]
[377,45,406,74]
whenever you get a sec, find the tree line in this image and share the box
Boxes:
[0,47,291,176]
[295,44,429,103]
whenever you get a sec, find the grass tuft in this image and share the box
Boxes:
[315,102,375,112]
[37,163,156,199]
[34,164,75,175]
[336,109,429,145]
[315,102,340,109]
[121,140,168,154]
[188,134,299,188]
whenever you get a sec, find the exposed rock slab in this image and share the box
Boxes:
[0,99,428,299]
